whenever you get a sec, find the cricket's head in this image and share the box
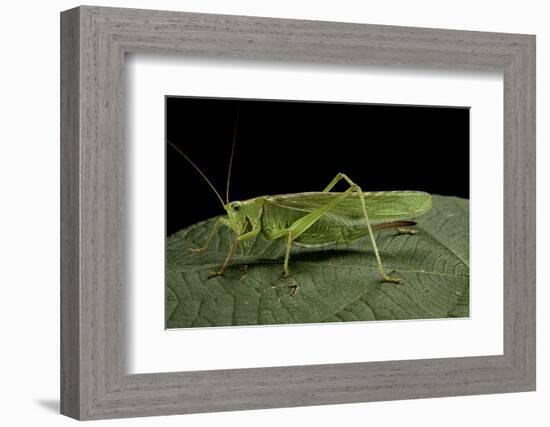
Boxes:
[224,201,248,236]
[224,198,264,255]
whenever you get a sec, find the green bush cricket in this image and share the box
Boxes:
[168,125,431,284]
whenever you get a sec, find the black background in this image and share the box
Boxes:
[166,96,469,236]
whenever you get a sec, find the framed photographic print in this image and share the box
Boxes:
[165,96,469,329]
[61,5,535,420]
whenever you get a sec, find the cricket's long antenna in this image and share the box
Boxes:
[225,110,239,203]
[167,140,226,207]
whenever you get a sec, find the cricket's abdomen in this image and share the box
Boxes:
[293,223,360,247]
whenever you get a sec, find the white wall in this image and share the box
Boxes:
[0,0,546,425]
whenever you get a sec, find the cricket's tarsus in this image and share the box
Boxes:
[189,247,205,254]
[170,125,432,284]
[207,270,223,279]
[397,227,417,235]
[288,284,299,297]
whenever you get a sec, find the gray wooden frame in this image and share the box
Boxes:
[60,5,536,420]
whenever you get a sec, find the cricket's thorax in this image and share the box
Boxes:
[224,197,266,236]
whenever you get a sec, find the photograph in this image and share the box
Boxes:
[165,96,470,328]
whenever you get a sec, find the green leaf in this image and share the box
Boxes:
[166,195,469,328]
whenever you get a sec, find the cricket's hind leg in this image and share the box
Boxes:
[265,185,360,279]
[283,230,292,279]
[268,175,399,284]
[322,173,401,284]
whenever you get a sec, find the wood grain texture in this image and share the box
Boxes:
[60,7,80,419]
[60,5,536,420]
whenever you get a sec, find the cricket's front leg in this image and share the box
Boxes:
[189,218,224,254]
[208,228,259,278]
[208,239,240,278]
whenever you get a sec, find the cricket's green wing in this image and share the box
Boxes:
[265,191,432,222]
[261,191,432,247]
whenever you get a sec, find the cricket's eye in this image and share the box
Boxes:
[231,203,240,211]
